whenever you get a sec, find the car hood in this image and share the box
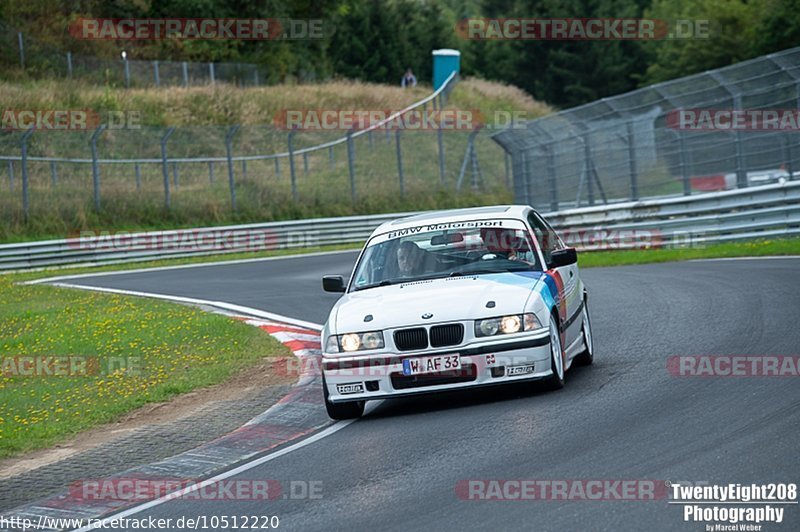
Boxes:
[330,272,545,333]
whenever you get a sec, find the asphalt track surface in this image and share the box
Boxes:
[60,253,800,531]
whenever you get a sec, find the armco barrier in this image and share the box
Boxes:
[1,181,798,272]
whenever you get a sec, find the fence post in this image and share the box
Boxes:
[50,161,58,187]
[783,135,794,180]
[67,52,73,79]
[546,145,558,211]
[242,159,247,179]
[153,60,160,87]
[135,163,141,191]
[7,160,14,191]
[208,161,214,183]
[456,140,471,191]
[677,132,692,196]
[395,129,404,197]
[90,125,106,212]
[520,151,530,206]
[17,32,24,69]
[182,61,189,87]
[626,121,639,201]
[287,130,298,201]
[20,129,34,221]
[734,129,747,188]
[437,127,445,186]
[225,126,240,211]
[274,157,281,178]
[582,134,595,206]
[124,59,130,88]
[160,127,176,209]
[209,63,215,85]
[504,152,511,189]
[347,128,356,201]
[254,70,259,86]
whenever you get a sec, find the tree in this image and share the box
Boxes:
[641,0,758,85]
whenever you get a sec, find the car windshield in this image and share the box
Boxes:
[350,220,541,291]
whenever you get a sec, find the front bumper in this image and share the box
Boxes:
[322,332,551,403]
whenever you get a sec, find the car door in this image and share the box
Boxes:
[527,212,582,346]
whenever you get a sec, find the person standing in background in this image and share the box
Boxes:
[401,68,417,88]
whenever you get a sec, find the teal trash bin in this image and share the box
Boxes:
[432,49,461,91]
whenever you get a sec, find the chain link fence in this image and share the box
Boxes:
[493,47,800,211]
[0,74,511,226]
[0,20,318,87]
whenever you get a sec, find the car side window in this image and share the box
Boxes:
[527,212,562,267]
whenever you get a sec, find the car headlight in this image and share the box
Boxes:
[327,331,385,353]
[475,313,542,337]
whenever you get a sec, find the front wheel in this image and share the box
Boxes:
[323,377,364,420]
[573,298,594,366]
[542,316,565,391]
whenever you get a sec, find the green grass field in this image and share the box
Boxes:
[0,276,290,458]
[576,238,800,268]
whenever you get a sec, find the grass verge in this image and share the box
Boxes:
[577,238,800,268]
[0,275,290,459]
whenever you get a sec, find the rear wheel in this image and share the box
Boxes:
[542,316,565,390]
[323,377,365,420]
[573,297,594,366]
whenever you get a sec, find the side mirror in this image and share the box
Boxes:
[549,248,578,268]
[322,275,346,293]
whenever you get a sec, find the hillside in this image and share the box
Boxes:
[0,77,551,241]
[0,77,550,127]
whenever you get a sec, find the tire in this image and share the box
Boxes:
[573,297,594,366]
[542,314,565,391]
[323,377,365,420]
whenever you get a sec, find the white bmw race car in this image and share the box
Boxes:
[320,205,594,419]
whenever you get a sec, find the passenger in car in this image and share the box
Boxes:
[396,241,440,277]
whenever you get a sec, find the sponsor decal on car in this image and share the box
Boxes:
[506,364,535,376]
[336,382,365,395]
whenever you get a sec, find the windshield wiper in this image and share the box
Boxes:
[463,268,507,275]
[352,279,394,291]
[463,267,532,275]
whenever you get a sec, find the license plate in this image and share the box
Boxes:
[402,354,461,376]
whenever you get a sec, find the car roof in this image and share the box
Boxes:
[372,205,532,235]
